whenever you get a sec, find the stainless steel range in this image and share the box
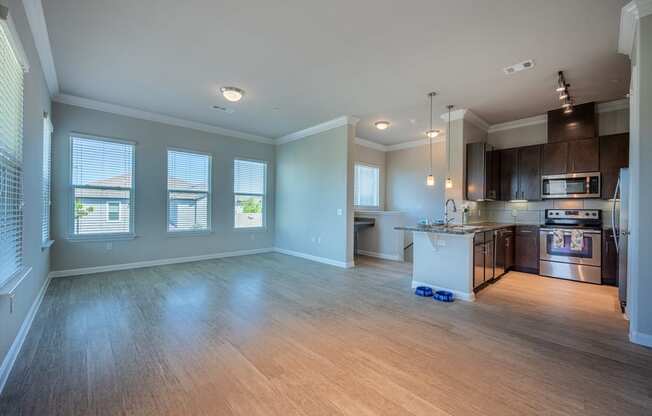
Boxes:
[539,209,602,284]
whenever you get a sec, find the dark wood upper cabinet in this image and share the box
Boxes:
[518,145,542,201]
[542,141,568,175]
[499,148,519,201]
[568,138,599,173]
[547,102,596,143]
[600,133,629,199]
[466,143,500,201]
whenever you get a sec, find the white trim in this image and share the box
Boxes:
[354,137,388,152]
[357,250,402,262]
[386,137,445,152]
[411,280,475,302]
[48,248,275,278]
[488,115,547,133]
[0,275,50,396]
[273,247,354,268]
[596,98,630,113]
[53,94,274,144]
[440,109,490,132]
[0,4,29,72]
[629,330,652,348]
[22,0,58,94]
[619,1,652,56]
[276,116,360,145]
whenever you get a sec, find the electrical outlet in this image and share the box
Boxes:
[437,239,446,247]
[311,236,316,243]
[317,236,321,244]
[336,208,343,216]
[106,242,113,250]
[250,234,255,241]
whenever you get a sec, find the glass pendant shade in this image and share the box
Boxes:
[426,175,435,187]
[445,177,453,189]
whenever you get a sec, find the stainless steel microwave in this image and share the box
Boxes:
[541,172,601,199]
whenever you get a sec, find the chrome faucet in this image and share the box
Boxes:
[444,199,457,225]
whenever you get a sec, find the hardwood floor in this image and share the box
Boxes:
[1,253,650,415]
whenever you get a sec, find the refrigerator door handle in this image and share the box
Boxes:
[612,177,620,253]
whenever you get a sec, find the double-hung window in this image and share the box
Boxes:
[354,163,380,208]
[233,159,266,229]
[167,149,211,233]
[41,113,53,246]
[0,13,28,287]
[70,135,135,238]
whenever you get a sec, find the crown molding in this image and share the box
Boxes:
[354,137,388,152]
[22,0,59,95]
[440,108,490,132]
[596,98,629,113]
[386,136,445,152]
[276,116,360,145]
[53,94,275,144]
[488,114,547,133]
[619,1,652,56]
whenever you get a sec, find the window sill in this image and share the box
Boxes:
[167,229,213,237]
[67,233,137,242]
[41,240,55,251]
[0,267,32,296]
[234,226,267,232]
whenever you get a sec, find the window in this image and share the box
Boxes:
[354,164,380,207]
[41,114,52,245]
[0,19,26,287]
[106,202,120,222]
[167,149,211,233]
[234,159,266,228]
[71,135,134,238]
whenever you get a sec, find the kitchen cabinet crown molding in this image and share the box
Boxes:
[440,108,490,132]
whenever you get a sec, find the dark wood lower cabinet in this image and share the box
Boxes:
[602,229,618,286]
[514,225,539,273]
[495,227,515,278]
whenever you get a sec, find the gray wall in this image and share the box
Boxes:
[629,14,652,341]
[50,103,275,271]
[0,0,52,375]
[353,143,386,210]
[275,125,353,265]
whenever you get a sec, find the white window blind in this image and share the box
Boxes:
[0,21,25,287]
[354,164,380,207]
[41,114,52,245]
[167,149,211,232]
[234,159,266,228]
[71,135,134,237]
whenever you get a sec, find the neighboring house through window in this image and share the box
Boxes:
[167,149,211,233]
[234,159,266,228]
[70,135,135,238]
[354,163,380,208]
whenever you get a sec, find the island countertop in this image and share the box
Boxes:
[395,222,532,235]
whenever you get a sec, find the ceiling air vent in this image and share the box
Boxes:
[503,59,535,75]
[212,105,235,114]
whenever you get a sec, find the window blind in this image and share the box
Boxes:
[167,149,211,232]
[354,164,380,207]
[0,22,25,287]
[234,159,266,228]
[71,136,134,236]
[41,114,52,244]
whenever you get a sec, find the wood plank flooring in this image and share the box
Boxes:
[1,253,651,415]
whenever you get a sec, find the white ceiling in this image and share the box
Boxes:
[42,0,630,145]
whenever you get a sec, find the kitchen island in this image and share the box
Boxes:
[396,223,516,301]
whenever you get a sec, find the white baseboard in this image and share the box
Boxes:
[48,248,275,278]
[411,280,475,302]
[630,330,652,348]
[357,250,402,262]
[273,247,354,268]
[0,276,51,395]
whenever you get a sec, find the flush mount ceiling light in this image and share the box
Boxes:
[426,129,440,139]
[220,86,245,102]
[374,121,390,130]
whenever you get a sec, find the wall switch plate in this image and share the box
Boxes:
[317,236,321,244]
[106,242,113,250]
[311,236,316,243]
[511,209,519,217]
[336,208,343,216]
[437,239,446,247]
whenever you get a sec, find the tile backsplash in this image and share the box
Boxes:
[479,199,618,228]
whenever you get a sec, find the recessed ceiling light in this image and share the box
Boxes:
[374,121,390,130]
[220,86,245,102]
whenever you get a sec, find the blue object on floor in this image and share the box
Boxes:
[414,286,433,297]
[434,290,454,302]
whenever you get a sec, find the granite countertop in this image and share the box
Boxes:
[395,222,533,235]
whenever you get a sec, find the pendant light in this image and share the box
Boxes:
[445,105,454,189]
[426,92,436,187]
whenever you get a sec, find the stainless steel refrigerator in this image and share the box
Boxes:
[612,168,629,311]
